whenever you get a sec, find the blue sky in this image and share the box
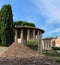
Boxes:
[0,0,60,38]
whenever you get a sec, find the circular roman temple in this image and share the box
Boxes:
[14,26,44,53]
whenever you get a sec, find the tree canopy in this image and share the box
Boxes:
[14,21,35,27]
[0,10,1,45]
[0,4,14,46]
[0,4,36,46]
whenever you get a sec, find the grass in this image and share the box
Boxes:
[47,56,60,63]
[43,50,60,63]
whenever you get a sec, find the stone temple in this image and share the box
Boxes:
[14,26,44,53]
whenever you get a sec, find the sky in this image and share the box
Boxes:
[0,0,60,38]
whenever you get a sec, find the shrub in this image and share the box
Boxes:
[52,47,60,50]
[0,36,1,45]
[14,21,36,27]
[25,39,38,50]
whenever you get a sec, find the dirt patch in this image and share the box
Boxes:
[0,47,8,57]
[1,43,45,59]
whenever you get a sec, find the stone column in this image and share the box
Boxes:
[21,29,23,43]
[39,33,42,54]
[38,31,42,54]
[37,31,40,53]
[45,41,47,49]
[48,41,49,49]
[27,29,30,41]
[15,30,18,43]
[33,29,35,40]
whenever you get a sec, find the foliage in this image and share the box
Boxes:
[43,50,60,63]
[0,4,14,46]
[14,21,35,27]
[43,50,60,57]
[52,47,60,50]
[25,39,38,50]
[0,37,1,45]
[0,10,1,45]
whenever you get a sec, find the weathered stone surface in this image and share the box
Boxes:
[0,43,59,65]
[1,43,45,59]
[0,47,8,57]
[0,57,59,65]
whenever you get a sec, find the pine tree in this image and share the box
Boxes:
[1,4,14,46]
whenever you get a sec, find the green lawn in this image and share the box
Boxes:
[47,56,60,62]
[43,50,60,63]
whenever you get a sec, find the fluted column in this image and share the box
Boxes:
[45,41,46,49]
[38,31,42,54]
[15,30,18,43]
[21,29,23,43]
[37,31,40,52]
[27,29,30,41]
[48,41,49,49]
[39,33,42,54]
[33,29,35,40]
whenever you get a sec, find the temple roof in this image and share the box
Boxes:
[43,38,53,40]
[14,26,45,33]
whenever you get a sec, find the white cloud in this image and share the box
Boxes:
[49,28,60,34]
[33,0,60,24]
[30,0,60,38]
[42,28,60,38]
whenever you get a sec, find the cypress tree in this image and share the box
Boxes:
[1,4,14,46]
[0,10,1,45]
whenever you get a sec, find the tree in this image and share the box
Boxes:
[1,4,14,46]
[14,21,35,27]
[0,10,1,45]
